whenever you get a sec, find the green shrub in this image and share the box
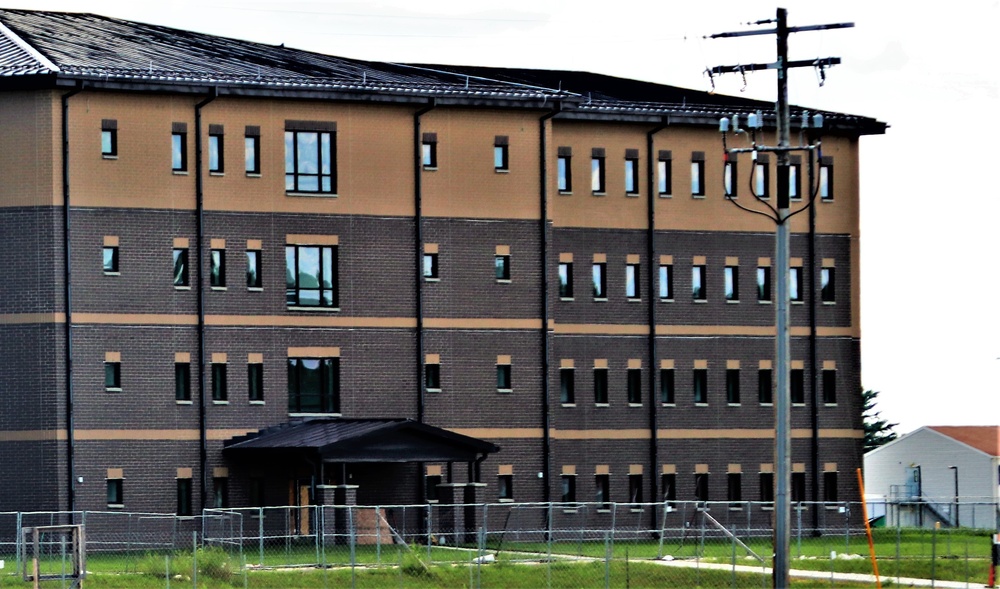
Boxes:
[400,546,433,578]
[136,547,232,582]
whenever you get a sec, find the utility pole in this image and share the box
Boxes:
[708,8,853,588]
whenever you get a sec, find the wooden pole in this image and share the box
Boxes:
[856,468,881,588]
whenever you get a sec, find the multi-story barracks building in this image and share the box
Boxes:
[0,8,885,534]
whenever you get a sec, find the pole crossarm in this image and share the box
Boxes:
[709,57,841,75]
[725,145,818,155]
[707,22,853,39]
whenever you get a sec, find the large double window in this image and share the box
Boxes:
[286,245,339,308]
[285,121,336,193]
[288,357,340,414]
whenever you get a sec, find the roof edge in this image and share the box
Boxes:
[0,18,59,73]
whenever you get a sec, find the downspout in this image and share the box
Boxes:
[61,82,83,514]
[413,99,435,504]
[538,105,560,504]
[195,89,218,513]
[807,149,820,534]
[646,119,668,531]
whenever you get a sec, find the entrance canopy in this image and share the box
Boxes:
[223,418,499,463]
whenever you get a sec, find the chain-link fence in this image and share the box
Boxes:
[0,500,996,587]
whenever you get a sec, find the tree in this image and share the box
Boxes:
[862,388,898,452]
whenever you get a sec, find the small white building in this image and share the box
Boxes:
[864,426,999,529]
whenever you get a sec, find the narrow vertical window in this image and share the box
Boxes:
[760,472,775,503]
[595,474,610,509]
[628,473,643,503]
[724,158,737,197]
[755,154,770,198]
[496,362,512,391]
[424,360,441,392]
[423,253,439,280]
[245,126,261,174]
[792,472,806,503]
[494,136,509,171]
[724,266,739,301]
[757,266,772,302]
[213,477,229,509]
[788,156,801,200]
[624,149,639,195]
[728,473,742,505]
[103,245,119,274]
[175,361,191,401]
[561,475,576,502]
[823,471,838,503]
[495,254,511,281]
[498,474,514,500]
[208,124,224,173]
[790,368,805,404]
[285,245,339,307]
[822,369,837,404]
[107,478,124,507]
[821,267,835,303]
[820,157,834,200]
[210,248,226,288]
[592,262,607,299]
[591,148,606,193]
[101,119,118,157]
[594,367,609,404]
[693,368,708,404]
[758,368,773,404]
[285,121,337,193]
[425,474,442,502]
[657,150,672,196]
[659,264,673,300]
[177,478,193,516]
[560,368,575,404]
[248,361,264,402]
[690,152,705,196]
[557,147,572,193]
[661,473,676,506]
[288,357,340,414]
[558,262,573,298]
[171,122,187,172]
[173,248,189,287]
[212,361,228,402]
[692,265,706,300]
[726,368,740,404]
[247,249,262,289]
[422,132,437,168]
[627,368,642,404]
[694,473,709,502]
[789,267,803,302]
[625,263,640,299]
[660,368,675,404]
[105,358,121,391]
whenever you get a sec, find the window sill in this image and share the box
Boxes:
[726,299,739,304]
[105,388,122,393]
[423,166,438,171]
[426,389,441,394]
[791,300,805,305]
[176,400,193,405]
[287,191,338,198]
[661,403,675,407]
[824,403,837,407]
[289,412,342,418]
[209,172,225,177]
[102,155,118,160]
[562,509,578,514]
[695,403,709,407]
[659,298,674,303]
[175,286,191,291]
[287,306,341,312]
[692,194,706,199]
[249,400,265,405]
[727,403,740,407]
[104,272,121,276]
[248,287,263,292]
[658,193,672,198]
[822,301,836,306]
[630,508,643,513]
[246,173,262,178]
[627,298,641,303]
[172,170,189,175]
[498,498,514,503]
[424,278,440,283]
[495,168,509,174]
[596,509,612,513]
[761,506,774,511]
[760,402,774,407]
[558,191,572,196]
[626,193,640,198]
[595,403,610,408]
[211,286,227,291]
[821,198,834,203]
[213,400,229,405]
[177,515,196,520]
[628,403,642,408]
[758,300,772,304]
[729,506,744,511]
[593,298,608,302]
[108,504,124,510]
[560,297,574,302]
[496,279,512,284]
[592,192,606,197]
[824,505,840,511]
[426,499,439,504]
[693,299,707,303]
[561,403,576,408]
[497,389,513,394]
[792,403,806,407]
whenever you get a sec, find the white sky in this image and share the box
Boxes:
[9,0,998,434]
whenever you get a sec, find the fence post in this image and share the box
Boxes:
[603,531,611,589]
[15,511,22,575]
[931,522,938,588]
[165,555,170,589]
[547,502,553,589]
[258,507,264,568]
[192,530,198,588]
[426,504,432,563]
[375,505,381,565]
[730,523,737,589]
[796,505,802,558]
[348,506,356,589]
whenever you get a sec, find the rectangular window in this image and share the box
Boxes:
[250,477,266,507]
[245,126,261,174]
[561,475,576,502]
[498,474,513,500]
[101,119,117,157]
[822,369,836,404]
[628,474,643,503]
[175,362,191,401]
[213,477,229,509]
[495,255,511,281]
[657,151,672,196]
[212,362,227,401]
[792,472,806,503]
[591,151,606,194]
[788,160,801,200]
[171,123,187,172]
[726,369,740,404]
[494,136,509,171]
[425,362,441,392]
[558,262,573,298]
[691,152,705,196]
[693,368,707,404]
[422,133,437,168]
[107,478,123,507]
[820,159,834,200]
[285,122,336,193]
[595,474,610,509]
[789,267,803,302]
[496,363,512,391]
[173,248,189,287]
[425,474,442,502]
[177,478,193,516]
[659,264,673,300]
[594,368,609,404]
[823,472,838,503]
[660,368,675,404]
[625,263,640,299]
[692,265,706,300]
[627,368,642,404]
[247,249,262,289]
[694,473,709,502]
[592,263,607,299]
[724,266,739,301]
[624,151,639,195]
[661,473,676,506]
[286,245,339,308]
[208,125,224,173]
[757,266,772,301]
[248,362,264,402]
[821,267,835,303]
[288,357,340,414]
[791,368,805,404]
[422,253,438,280]
[728,473,742,505]
[755,161,770,198]
[105,360,121,391]
[724,160,737,197]
[557,147,572,193]
[560,368,575,404]
[760,472,774,503]
[758,368,773,404]
[210,248,226,288]
[103,246,119,274]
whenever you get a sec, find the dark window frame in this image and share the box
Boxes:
[173,248,189,288]
[107,478,123,506]
[245,126,261,175]
[724,266,739,301]
[288,357,341,414]
[495,254,511,281]
[425,474,442,502]
[728,472,742,505]
[660,368,675,404]
[822,369,837,404]
[627,368,642,404]
[211,362,227,401]
[496,363,512,391]
[177,478,193,516]
[425,362,441,392]
[557,147,572,193]
[821,267,835,303]
[558,262,573,298]
[559,368,575,404]
[624,151,640,195]
[693,368,708,404]
[498,474,514,500]
[661,473,677,506]
[789,267,803,302]
[595,474,610,509]
[286,244,339,308]
[760,472,775,503]
[758,368,773,404]
[494,136,509,171]
[820,158,834,200]
[823,471,838,503]
[592,262,607,299]
[792,472,807,503]
[213,477,229,509]
[726,368,740,404]
[105,361,121,391]
[561,474,576,502]
[691,152,706,196]
[101,119,118,158]
[247,249,262,289]
[628,473,644,504]
[423,253,438,280]
[175,362,191,401]
[694,473,710,502]
[248,362,264,402]
[591,148,606,194]
[208,125,224,174]
[657,151,672,196]
[210,248,226,288]
[659,264,673,300]
[103,246,119,274]
[594,367,609,404]
[755,159,770,198]
[692,265,707,300]
[285,122,337,193]
[625,263,640,299]
[791,368,805,404]
[724,159,738,197]
[171,123,187,172]
[757,266,772,302]
[422,132,437,169]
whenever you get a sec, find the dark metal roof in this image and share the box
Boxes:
[224,418,500,463]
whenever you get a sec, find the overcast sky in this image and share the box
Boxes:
[9,0,998,434]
